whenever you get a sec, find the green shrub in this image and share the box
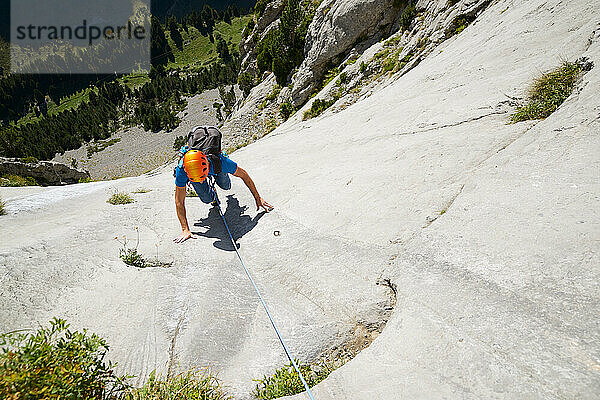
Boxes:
[280,101,295,120]
[446,14,476,37]
[303,98,336,120]
[237,71,254,97]
[266,85,281,101]
[253,359,340,399]
[0,174,37,187]
[511,61,586,122]
[399,3,416,31]
[321,66,340,88]
[243,19,256,39]
[79,177,93,183]
[107,192,134,205]
[255,0,272,17]
[0,318,127,399]
[173,134,188,150]
[20,156,39,164]
[360,61,368,73]
[125,369,230,400]
[0,196,5,215]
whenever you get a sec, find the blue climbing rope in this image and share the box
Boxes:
[208,178,316,400]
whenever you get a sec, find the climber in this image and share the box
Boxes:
[173,126,273,243]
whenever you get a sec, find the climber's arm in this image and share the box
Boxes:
[233,166,273,213]
[174,185,196,243]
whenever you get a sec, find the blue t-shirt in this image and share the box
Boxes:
[175,152,238,187]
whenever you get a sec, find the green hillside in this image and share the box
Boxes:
[166,15,252,70]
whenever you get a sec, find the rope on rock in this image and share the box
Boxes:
[209,178,316,400]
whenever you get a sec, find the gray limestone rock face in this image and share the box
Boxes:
[0,157,90,185]
[290,0,399,106]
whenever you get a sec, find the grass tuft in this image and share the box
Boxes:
[125,369,231,400]
[511,61,587,122]
[107,191,134,205]
[132,188,152,194]
[119,247,150,268]
[253,359,343,399]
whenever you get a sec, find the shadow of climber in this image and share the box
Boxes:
[193,195,266,251]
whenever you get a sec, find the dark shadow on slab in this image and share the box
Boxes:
[193,195,266,251]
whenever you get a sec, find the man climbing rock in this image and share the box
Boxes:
[173,126,273,243]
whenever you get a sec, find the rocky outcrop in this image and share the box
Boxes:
[221,73,280,151]
[290,0,400,106]
[239,0,285,77]
[0,158,90,185]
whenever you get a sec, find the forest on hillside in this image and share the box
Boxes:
[0,0,319,161]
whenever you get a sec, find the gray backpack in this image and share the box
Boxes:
[188,126,222,174]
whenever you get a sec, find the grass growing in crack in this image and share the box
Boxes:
[119,247,149,268]
[116,228,171,269]
[107,191,134,205]
[446,14,476,37]
[303,98,337,120]
[511,61,588,122]
[253,359,343,399]
[124,369,231,400]
[132,188,152,194]
[0,196,5,215]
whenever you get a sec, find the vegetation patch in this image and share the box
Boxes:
[132,188,152,194]
[116,228,171,269]
[0,318,127,399]
[303,97,337,120]
[265,117,279,134]
[19,156,39,164]
[125,369,230,400]
[0,318,229,399]
[0,174,37,187]
[253,359,343,399]
[256,0,319,85]
[399,2,417,32]
[446,14,477,37]
[511,60,591,122]
[107,191,134,205]
[280,101,295,120]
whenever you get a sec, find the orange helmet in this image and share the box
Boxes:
[183,150,209,182]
